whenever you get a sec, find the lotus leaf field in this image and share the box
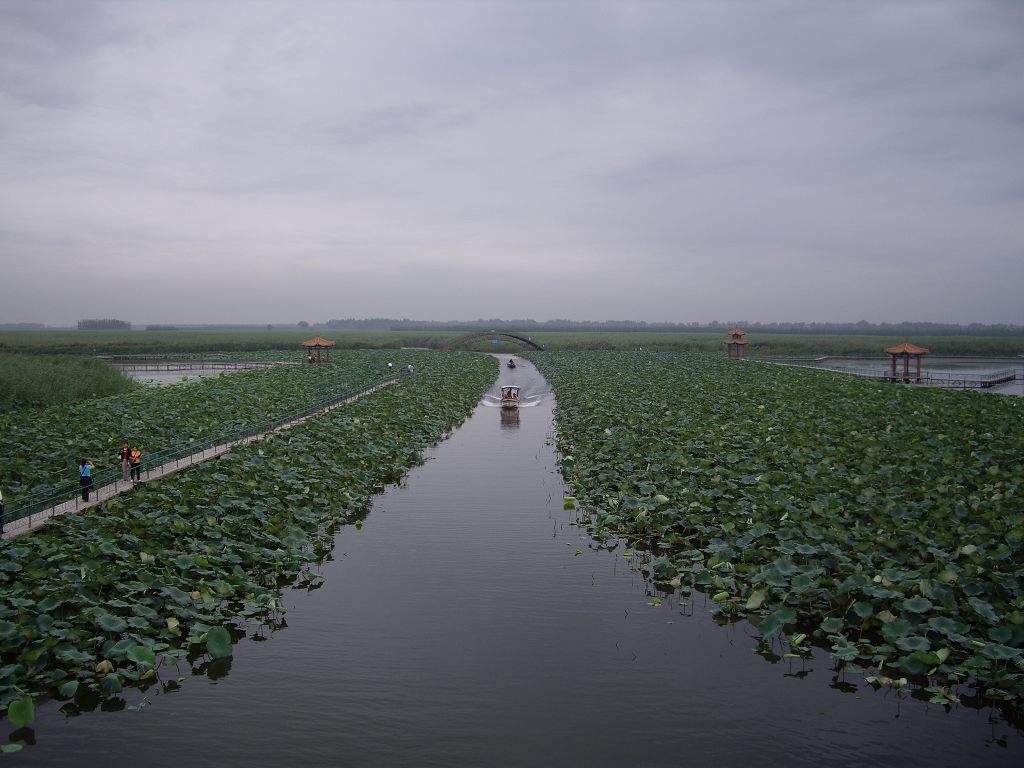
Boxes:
[0,350,429,517]
[0,352,497,727]
[532,351,1024,711]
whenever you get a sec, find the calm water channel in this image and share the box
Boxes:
[11,359,1020,765]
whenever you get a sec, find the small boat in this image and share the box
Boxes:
[507,358,516,369]
[500,385,520,409]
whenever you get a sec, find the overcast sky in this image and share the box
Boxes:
[1,0,1022,326]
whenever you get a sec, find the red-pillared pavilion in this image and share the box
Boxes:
[724,327,749,359]
[884,339,929,383]
[301,336,336,364]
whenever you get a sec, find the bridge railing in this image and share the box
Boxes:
[439,332,544,352]
[115,361,296,372]
[758,361,1022,389]
[0,374,400,533]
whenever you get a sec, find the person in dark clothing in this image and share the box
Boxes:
[79,458,94,501]
[129,447,143,482]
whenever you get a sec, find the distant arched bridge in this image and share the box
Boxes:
[440,331,545,352]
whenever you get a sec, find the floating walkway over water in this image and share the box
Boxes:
[97,356,298,373]
[1,377,397,540]
[756,356,1024,391]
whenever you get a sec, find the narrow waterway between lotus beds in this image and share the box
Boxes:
[13,358,1019,766]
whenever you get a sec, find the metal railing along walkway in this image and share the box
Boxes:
[0,374,401,539]
[113,361,298,372]
[756,360,1023,389]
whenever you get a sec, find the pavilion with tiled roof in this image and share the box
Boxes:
[884,339,929,382]
[301,336,336,364]
[724,327,749,359]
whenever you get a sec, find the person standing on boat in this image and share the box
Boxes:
[79,458,94,501]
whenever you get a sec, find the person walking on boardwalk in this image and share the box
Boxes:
[118,441,131,482]
[78,458,94,501]
[129,446,143,483]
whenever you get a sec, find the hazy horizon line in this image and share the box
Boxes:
[6,318,1023,332]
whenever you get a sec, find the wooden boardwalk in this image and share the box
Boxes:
[758,359,1022,390]
[113,361,298,372]
[1,379,395,540]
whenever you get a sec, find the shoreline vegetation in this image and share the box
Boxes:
[0,353,139,411]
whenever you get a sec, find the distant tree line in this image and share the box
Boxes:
[322,317,1024,336]
[322,317,413,330]
[77,319,131,331]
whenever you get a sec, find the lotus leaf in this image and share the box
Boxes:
[126,645,157,667]
[902,597,933,614]
[820,617,844,634]
[204,627,232,659]
[100,673,122,694]
[97,615,128,633]
[6,697,33,727]
[895,636,931,652]
[745,589,767,611]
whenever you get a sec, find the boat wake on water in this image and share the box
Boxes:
[482,393,544,407]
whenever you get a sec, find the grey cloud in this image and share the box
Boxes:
[296,103,473,148]
[0,0,120,108]
[1,0,1022,325]
[601,154,756,187]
